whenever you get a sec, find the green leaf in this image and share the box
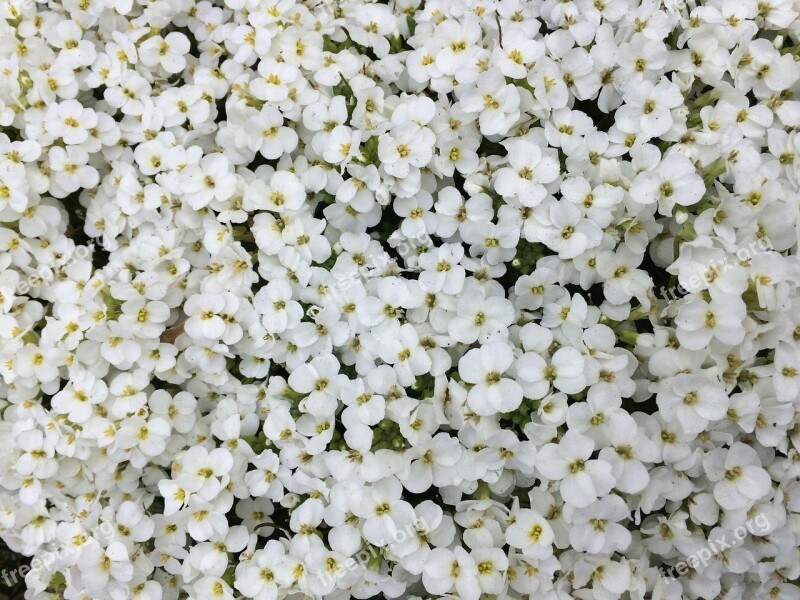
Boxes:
[406,16,416,37]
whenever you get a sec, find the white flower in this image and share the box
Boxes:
[704,442,772,510]
[418,243,466,294]
[288,355,345,417]
[674,294,747,350]
[595,246,651,306]
[50,371,107,423]
[104,71,151,116]
[47,146,99,198]
[494,139,561,206]
[253,280,302,334]
[376,323,432,386]
[389,501,455,574]
[459,342,523,415]
[617,80,683,138]
[118,297,170,338]
[184,293,227,341]
[188,526,250,578]
[405,432,462,492]
[432,18,482,76]
[655,372,729,436]
[629,154,705,214]
[44,100,98,146]
[517,347,587,399]
[80,541,133,593]
[178,445,233,500]
[540,200,603,259]
[565,495,632,554]
[116,414,171,467]
[460,69,521,136]
[180,154,237,210]
[138,32,190,74]
[352,477,415,547]
[572,555,631,600]
[234,540,285,600]
[378,126,433,179]
[506,507,555,560]
[192,576,234,600]
[471,546,509,595]
[536,431,616,508]
[447,285,515,344]
[423,546,480,600]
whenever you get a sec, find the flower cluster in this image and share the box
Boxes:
[1,0,800,598]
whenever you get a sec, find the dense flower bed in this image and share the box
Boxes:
[1,0,800,598]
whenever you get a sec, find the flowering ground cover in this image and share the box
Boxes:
[1,0,800,598]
